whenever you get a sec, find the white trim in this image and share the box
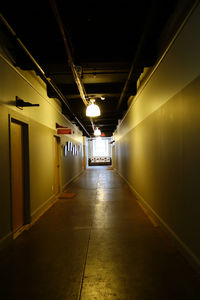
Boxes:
[117,170,200,273]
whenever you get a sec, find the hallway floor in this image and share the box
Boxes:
[1,167,200,299]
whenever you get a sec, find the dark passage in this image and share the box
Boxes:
[0,167,200,299]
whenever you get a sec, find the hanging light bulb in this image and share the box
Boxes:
[94,127,101,136]
[86,99,101,117]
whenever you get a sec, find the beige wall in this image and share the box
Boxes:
[0,51,83,242]
[114,4,200,268]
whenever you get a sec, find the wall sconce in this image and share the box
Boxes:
[86,99,101,117]
[16,96,40,110]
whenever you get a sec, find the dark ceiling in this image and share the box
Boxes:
[0,0,194,137]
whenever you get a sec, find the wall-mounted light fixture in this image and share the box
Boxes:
[16,96,40,110]
[86,99,101,117]
[94,127,101,136]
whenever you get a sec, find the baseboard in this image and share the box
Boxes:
[30,170,84,227]
[13,224,30,239]
[30,193,57,226]
[0,196,57,247]
[0,232,12,250]
[0,171,84,247]
[116,170,200,274]
[62,170,83,191]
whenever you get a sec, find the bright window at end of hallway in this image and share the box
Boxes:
[93,138,109,157]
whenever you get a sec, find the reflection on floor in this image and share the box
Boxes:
[0,166,200,299]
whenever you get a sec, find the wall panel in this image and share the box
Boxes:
[0,50,83,243]
[114,5,200,268]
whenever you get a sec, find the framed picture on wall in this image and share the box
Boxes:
[68,141,72,151]
[72,145,76,155]
[64,145,67,156]
[66,141,71,151]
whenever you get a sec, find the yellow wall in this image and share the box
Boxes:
[114,4,200,269]
[0,51,83,243]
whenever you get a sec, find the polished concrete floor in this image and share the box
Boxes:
[1,167,200,299]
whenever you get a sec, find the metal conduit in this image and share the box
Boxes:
[116,7,155,110]
[49,0,88,107]
[117,0,199,110]
[0,13,91,137]
[49,0,95,133]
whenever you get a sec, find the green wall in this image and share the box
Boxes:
[114,4,200,268]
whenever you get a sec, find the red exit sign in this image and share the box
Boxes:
[57,128,72,134]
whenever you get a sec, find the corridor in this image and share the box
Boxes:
[0,167,200,299]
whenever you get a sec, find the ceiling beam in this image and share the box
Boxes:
[47,82,124,98]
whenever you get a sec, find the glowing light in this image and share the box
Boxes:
[94,127,101,136]
[86,99,101,117]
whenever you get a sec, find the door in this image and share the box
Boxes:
[54,136,60,194]
[11,121,24,232]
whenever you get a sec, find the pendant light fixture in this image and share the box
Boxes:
[94,127,101,136]
[86,99,101,117]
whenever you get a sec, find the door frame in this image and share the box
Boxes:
[9,116,30,234]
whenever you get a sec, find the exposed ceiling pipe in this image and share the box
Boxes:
[117,39,150,110]
[0,13,90,137]
[49,0,88,107]
[90,119,95,132]
[49,0,97,135]
[117,3,163,110]
[117,0,199,111]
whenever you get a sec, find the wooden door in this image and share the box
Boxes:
[54,136,60,194]
[11,121,24,232]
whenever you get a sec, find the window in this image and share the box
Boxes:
[93,139,109,157]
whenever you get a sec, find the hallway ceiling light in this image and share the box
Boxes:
[94,127,101,136]
[86,99,101,117]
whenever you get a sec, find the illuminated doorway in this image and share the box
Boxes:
[88,138,112,166]
[93,138,109,157]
